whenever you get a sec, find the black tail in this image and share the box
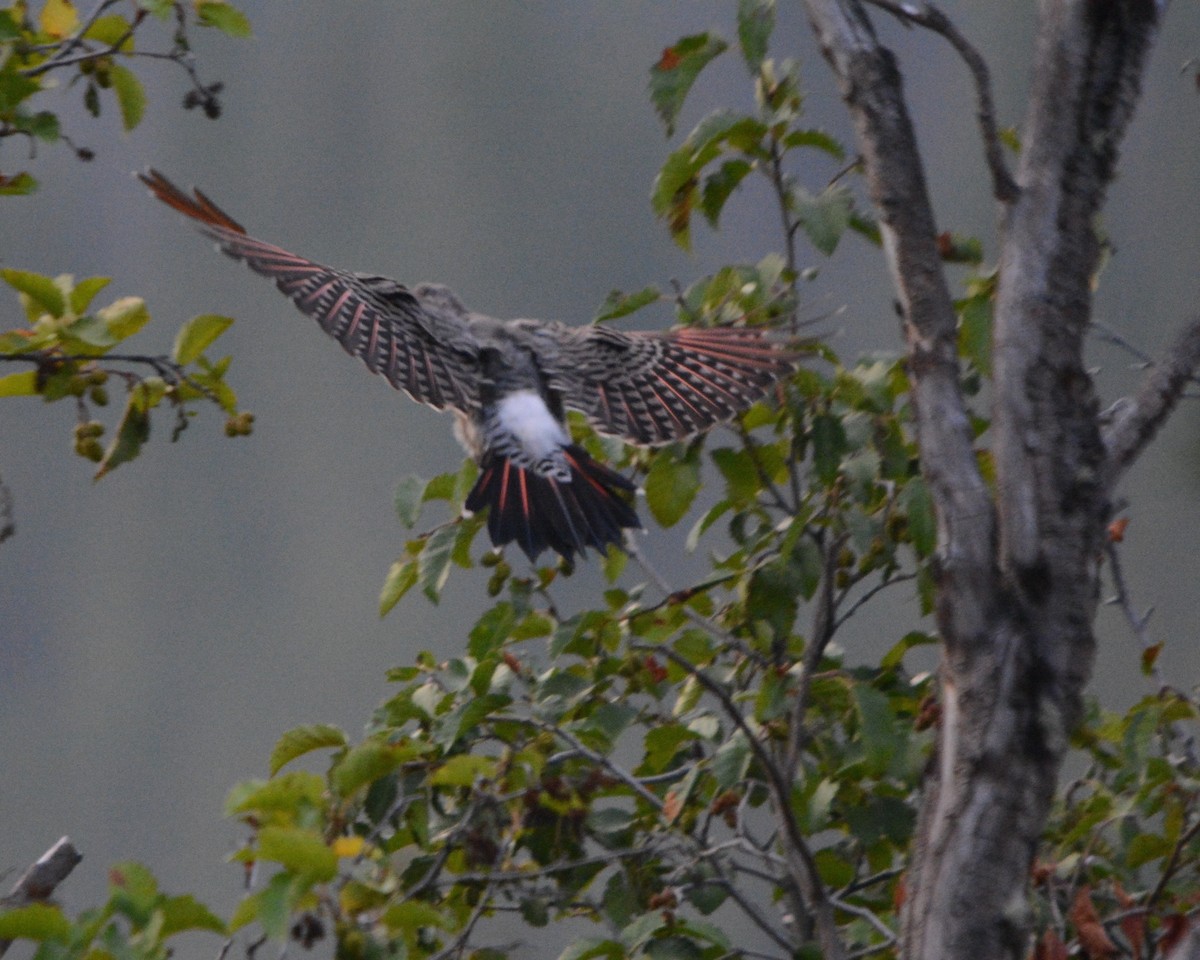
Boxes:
[465,445,640,562]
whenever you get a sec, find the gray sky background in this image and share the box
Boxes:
[3,5,1200,959]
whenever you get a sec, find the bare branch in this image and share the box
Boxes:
[1102,317,1200,480]
[862,0,1017,201]
[0,838,83,959]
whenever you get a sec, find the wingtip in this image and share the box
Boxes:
[138,167,247,235]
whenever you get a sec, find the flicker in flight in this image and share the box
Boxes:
[140,170,799,562]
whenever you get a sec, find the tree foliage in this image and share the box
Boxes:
[2,4,1199,960]
[0,0,251,498]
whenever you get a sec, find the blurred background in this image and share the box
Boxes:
[3,4,1199,957]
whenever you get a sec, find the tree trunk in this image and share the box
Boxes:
[801,2,1164,958]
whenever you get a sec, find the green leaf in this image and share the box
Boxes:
[594,286,661,323]
[810,412,845,485]
[330,740,419,797]
[108,63,145,131]
[958,294,993,375]
[0,903,71,942]
[269,723,347,775]
[98,296,150,340]
[712,732,750,789]
[700,159,752,227]
[781,128,846,160]
[430,753,497,787]
[557,939,625,960]
[159,895,227,936]
[172,314,234,365]
[852,684,903,777]
[649,33,729,136]
[0,371,38,397]
[418,523,458,603]
[85,14,133,48]
[0,66,40,113]
[736,0,775,71]
[94,387,152,479]
[257,826,337,881]
[644,447,701,527]
[379,552,419,616]
[196,1,252,38]
[381,901,451,938]
[1126,832,1171,868]
[0,172,37,196]
[70,276,112,315]
[0,11,20,40]
[792,184,853,256]
[2,268,65,318]
[14,111,59,142]
[394,474,427,528]
[901,476,936,557]
[225,770,326,816]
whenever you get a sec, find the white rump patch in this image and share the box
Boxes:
[495,390,569,459]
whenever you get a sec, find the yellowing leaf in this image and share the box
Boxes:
[0,371,38,397]
[332,836,364,858]
[39,0,79,38]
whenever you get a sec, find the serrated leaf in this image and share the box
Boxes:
[0,903,71,942]
[810,412,845,485]
[270,724,347,775]
[737,0,775,71]
[701,159,752,227]
[257,826,337,881]
[108,63,144,130]
[419,523,458,603]
[792,184,853,256]
[173,314,234,365]
[196,1,252,38]
[0,371,38,396]
[2,268,65,317]
[644,447,700,527]
[594,286,661,322]
[649,33,729,136]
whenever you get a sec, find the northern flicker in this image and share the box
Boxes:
[140,170,799,562]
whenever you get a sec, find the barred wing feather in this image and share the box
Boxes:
[139,169,480,414]
[544,324,799,445]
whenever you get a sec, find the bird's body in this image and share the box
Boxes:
[140,170,799,561]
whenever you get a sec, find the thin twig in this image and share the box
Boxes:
[532,719,664,811]
[625,539,769,667]
[862,0,1017,202]
[1101,316,1200,479]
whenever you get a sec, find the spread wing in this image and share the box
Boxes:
[139,169,481,414]
[538,323,800,445]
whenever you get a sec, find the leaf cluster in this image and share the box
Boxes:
[0,0,250,193]
[0,267,247,478]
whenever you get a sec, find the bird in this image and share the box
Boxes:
[139,169,800,562]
